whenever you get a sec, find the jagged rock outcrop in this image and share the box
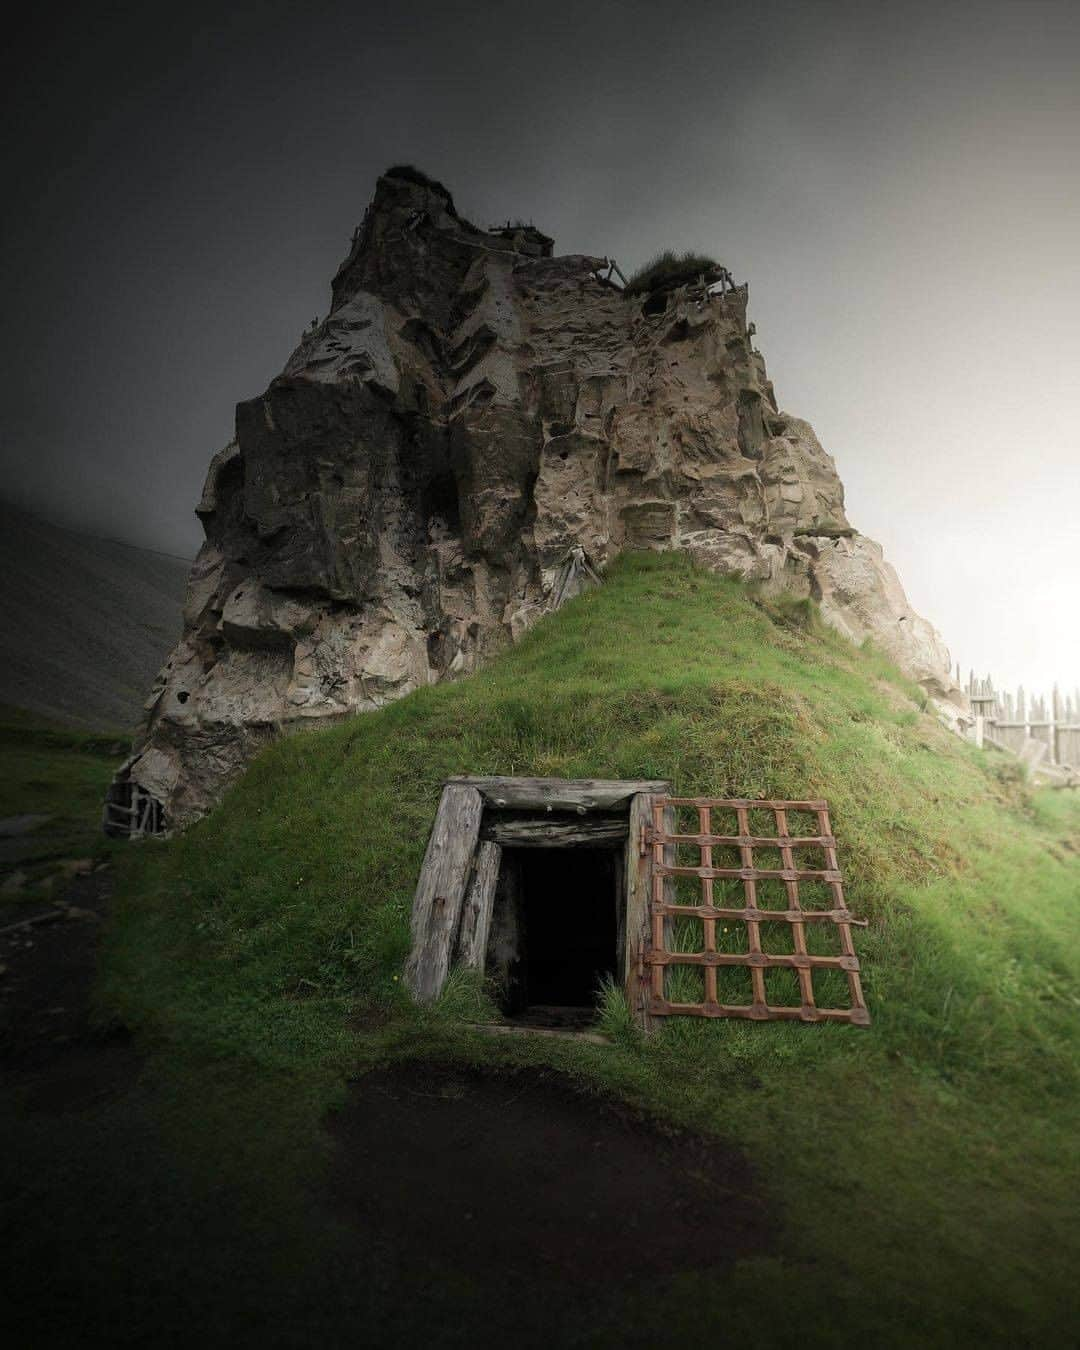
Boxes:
[106,169,964,834]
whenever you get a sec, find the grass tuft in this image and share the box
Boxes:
[595,974,640,1046]
[624,249,722,295]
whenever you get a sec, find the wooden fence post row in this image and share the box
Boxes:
[963,670,1080,779]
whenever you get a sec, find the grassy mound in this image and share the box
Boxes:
[624,249,722,295]
[19,556,1080,1343]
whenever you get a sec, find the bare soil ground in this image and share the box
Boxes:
[0,874,773,1347]
[0,870,141,1111]
[324,1061,773,1343]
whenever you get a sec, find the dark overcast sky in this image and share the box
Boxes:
[2,0,1078,688]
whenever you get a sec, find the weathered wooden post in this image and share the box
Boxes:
[456,841,501,971]
[1052,685,1062,766]
[623,793,655,1032]
[403,784,484,1002]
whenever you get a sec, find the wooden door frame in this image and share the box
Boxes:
[405,776,669,1028]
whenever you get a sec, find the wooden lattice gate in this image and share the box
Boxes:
[640,797,870,1026]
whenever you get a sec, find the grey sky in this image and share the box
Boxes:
[2,0,1076,692]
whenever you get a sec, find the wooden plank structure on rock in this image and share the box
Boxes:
[644,797,870,1026]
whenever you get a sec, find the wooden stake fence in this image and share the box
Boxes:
[965,672,1080,779]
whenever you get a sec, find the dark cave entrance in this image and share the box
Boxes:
[405,776,674,1030]
[489,846,621,1028]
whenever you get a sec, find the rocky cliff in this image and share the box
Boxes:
[106,168,964,834]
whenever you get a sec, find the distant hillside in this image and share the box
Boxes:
[0,500,190,731]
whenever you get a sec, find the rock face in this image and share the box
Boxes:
[106,170,965,834]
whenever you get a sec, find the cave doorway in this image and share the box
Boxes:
[404,776,872,1034]
[494,847,620,1028]
[402,775,672,1032]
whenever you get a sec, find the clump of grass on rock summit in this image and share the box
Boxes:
[92,553,1080,1345]
[382,163,456,211]
[624,248,722,295]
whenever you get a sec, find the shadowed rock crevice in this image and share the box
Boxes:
[110,167,964,832]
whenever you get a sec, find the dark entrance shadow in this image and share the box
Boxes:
[493,846,619,1027]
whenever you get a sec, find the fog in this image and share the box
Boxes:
[2,0,1076,691]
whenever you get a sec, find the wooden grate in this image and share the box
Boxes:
[645,797,870,1026]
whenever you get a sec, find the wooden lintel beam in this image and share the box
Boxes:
[446,776,669,811]
[480,818,629,847]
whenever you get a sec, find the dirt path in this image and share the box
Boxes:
[325,1061,774,1343]
[0,870,141,1112]
[1,883,773,1347]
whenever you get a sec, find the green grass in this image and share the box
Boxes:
[6,556,1080,1345]
[0,704,126,895]
[624,249,722,295]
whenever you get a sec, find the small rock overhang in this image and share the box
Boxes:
[403,775,670,1026]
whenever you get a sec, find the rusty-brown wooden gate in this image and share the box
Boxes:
[643,796,870,1026]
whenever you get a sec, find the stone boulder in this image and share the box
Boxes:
[106,169,965,833]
